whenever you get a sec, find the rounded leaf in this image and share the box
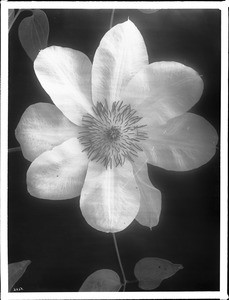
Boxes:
[18,9,49,60]
[79,269,122,291]
[134,257,183,290]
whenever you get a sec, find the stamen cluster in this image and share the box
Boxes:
[78,101,147,168]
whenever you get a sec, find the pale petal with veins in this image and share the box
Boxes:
[34,46,93,125]
[133,153,161,229]
[15,103,78,161]
[92,20,148,106]
[143,113,218,171]
[27,138,88,200]
[122,61,203,126]
[80,160,140,233]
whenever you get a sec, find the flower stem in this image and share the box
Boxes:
[112,233,127,290]
[8,147,21,153]
[109,9,115,29]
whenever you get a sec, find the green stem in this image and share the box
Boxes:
[123,282,126,292]
[112,233,127,290]
[8,9,22,32]
[8,147,21,153]
[109,9,115,29]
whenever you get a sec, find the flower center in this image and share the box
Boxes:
[78,101,148,168]
[106,126,120,141]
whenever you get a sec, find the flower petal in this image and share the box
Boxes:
[80,160,140,233]
[133,153,161,229]
[27,138,88,200]
[144,113,218,171]
[92,20,148,107]
[122,62,203,126]
[15,103,79,161]
[34,46,93,125]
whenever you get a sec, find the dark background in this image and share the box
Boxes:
[8,9,220,292]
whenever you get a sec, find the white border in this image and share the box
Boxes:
[1,1,10,300]
[1,1,228,300]
[3,291,227,300]
[3,1,229,10]
[220,4,228,298]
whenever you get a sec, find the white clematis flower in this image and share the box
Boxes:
[15,20,218,233]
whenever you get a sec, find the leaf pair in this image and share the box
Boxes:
[79,257,183,291]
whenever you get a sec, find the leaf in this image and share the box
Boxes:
[8,260,31,291]
[79,269,122,291]
[8,9,15,28]
[139,9,160,14]
[134,257,183,290]
[18,9,49,61]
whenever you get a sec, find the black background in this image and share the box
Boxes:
[8,9,220,292]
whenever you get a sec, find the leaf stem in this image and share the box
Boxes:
[109,9,115,29]
[8,9,23,32]
[8,147,21,153]
[112,233,127,290]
